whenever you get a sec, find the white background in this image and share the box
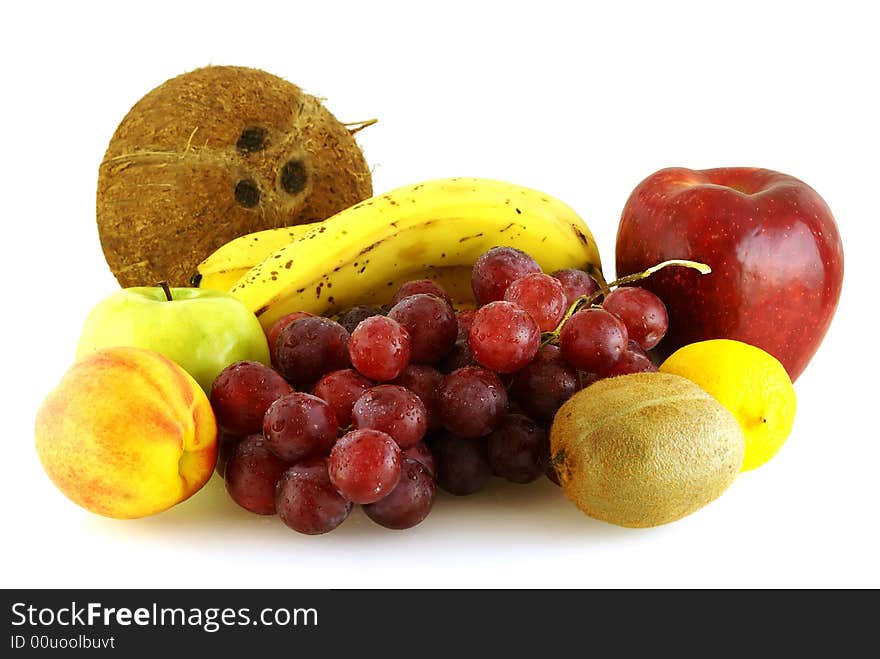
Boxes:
[3,0,877,589]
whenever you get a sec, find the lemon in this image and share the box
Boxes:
[658,339,796,471]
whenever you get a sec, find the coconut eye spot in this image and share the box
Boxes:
[234,179,261,207]
[280,158,308,195]
[236,126,268,153]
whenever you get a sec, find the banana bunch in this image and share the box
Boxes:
[193,225,316,291]
[195,177,603,329]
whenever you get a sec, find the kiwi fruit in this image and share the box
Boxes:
[550,372,745,528]
[97,65,373,287]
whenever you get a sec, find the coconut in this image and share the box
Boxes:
[96,65,373,287]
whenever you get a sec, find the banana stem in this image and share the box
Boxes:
[540,259,711,346]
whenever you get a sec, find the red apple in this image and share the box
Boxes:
[615,167,843,381]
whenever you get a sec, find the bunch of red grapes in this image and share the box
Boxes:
[210,246,669,534]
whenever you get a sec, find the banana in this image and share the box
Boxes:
[192,225,317,290]
[230,177,603,329]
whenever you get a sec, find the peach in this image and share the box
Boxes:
[34,346,217,519]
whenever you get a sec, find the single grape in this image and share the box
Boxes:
[336,305,386,335]
[363,458,436,530]
[210,360,293,436]
[266,311,314,367]
[432,432,492,496]
[225,434,290,515]
[263,392,338,462]
[275,317,351,389]
[352,385,428,449]
[439,339,476,373]
[602,286,669,350]
[402,441,436,478]
[328,429,402,504]
[387,294,458,364]
[392,364,444,431]
[509,344,579,421]
[312,368,373,427]
[349,315,411,381]
[487,414,550,484]
[390,279,452,307]
[551,268,599,307]
[471,246,542,305]
[275,458,352,535]
[439,366,508,438]
[559,308,628,373]
[504,272,568,332]
[604,341,659,377]
[215,429,242,479]
[579,370,600,389]
[455,309,477,341]
[468,301,541,373]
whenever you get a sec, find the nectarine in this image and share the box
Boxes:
[34,347,217,519]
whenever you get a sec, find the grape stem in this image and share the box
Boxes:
[540,259,710,346]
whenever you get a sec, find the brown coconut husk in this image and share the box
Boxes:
[97,65,373,287]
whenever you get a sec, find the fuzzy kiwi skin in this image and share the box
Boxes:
[97,65,372,288]
[550,372,745,528]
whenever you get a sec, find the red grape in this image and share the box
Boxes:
[602,286,669,350]
[439,366,508,438]
[215,429,242,478]
[387,294,457,364]
[313,368,373,427]
[263,392,338,462]
[336,305,386,335]
[210,360,293,435]
[392,364,444,431]
[432,432,491,496]
[471,246,541,305]
[439,339,476,373]
[225,434,290,515]
[559,308,628,373]
[328,429,402,504]
[275,317,351,388]
[455,309,477,341]
[275,458,352,535]
[504,272,568,331]
[551,268,599,307]
[267,311,314,367]
[390,279,452,307]
[349,315,411,381]
[509,344,579,421]
[604,341,658,377]
[468,301,540,373]
[487,414,550,484]
[363,458,436,530]
[352,385,428,449]
[402,441,436,478]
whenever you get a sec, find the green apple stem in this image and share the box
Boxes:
[157,281,173,301]
[540,259,711,346]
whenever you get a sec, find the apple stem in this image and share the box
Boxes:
[540,259,711,346]
[157,281,173,301]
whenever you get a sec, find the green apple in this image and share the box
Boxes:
[76,285,270,393]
